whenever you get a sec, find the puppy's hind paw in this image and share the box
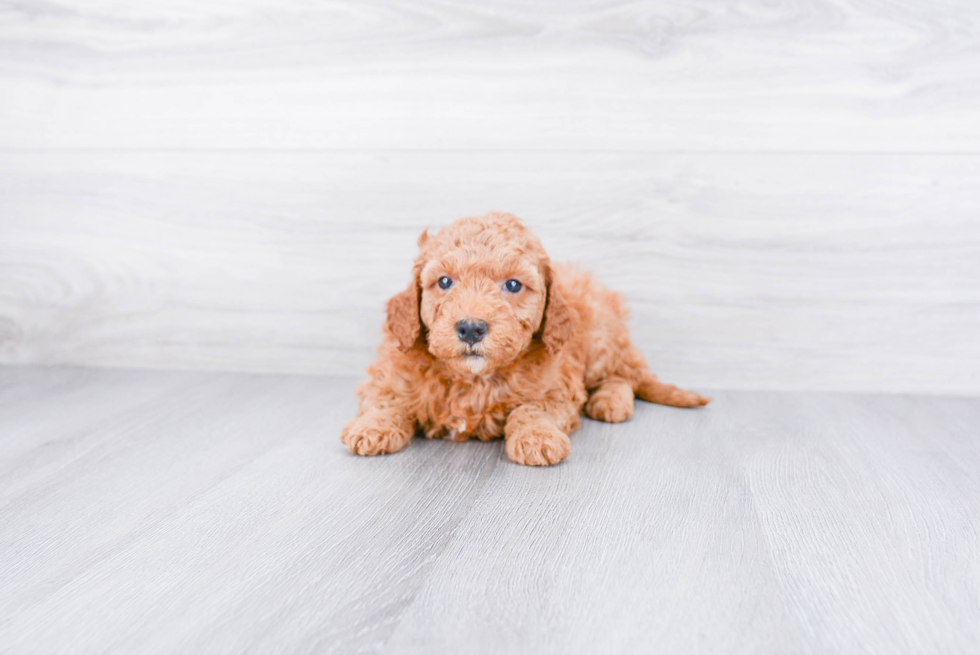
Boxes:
[585,381,635,423]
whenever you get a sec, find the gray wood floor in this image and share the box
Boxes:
[1,365,977,654]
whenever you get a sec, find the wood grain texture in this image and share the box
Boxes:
[1,0,980,151]
[1,151,977,394]
[1,366,978,654]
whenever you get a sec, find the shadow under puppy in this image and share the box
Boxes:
[342,212,710,466]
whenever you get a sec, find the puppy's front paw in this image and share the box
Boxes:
[341,414,412,456]
[506,422,571,466]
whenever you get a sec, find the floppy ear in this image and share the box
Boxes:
[540,268,576,355]
[385,275,422,351]
[385,230,429,351]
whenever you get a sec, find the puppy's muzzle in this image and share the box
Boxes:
[456,319,488,345]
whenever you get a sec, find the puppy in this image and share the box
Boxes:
[341,212,710,466]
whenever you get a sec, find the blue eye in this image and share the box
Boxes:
[438,276,453,289]
[504,279,522,293]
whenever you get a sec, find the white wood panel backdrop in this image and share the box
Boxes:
[2,0,980,151]
[1,0,979,394]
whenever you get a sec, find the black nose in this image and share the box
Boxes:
[456,319,488,345]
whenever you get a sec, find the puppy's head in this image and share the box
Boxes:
[385,212,574,375]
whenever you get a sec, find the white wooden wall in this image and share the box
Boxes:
[1,0,978,395]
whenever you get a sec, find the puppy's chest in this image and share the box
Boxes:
[419,377,515,442]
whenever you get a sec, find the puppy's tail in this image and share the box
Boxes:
[635,373,712,408]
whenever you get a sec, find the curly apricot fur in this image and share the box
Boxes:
[342,212,711,465]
